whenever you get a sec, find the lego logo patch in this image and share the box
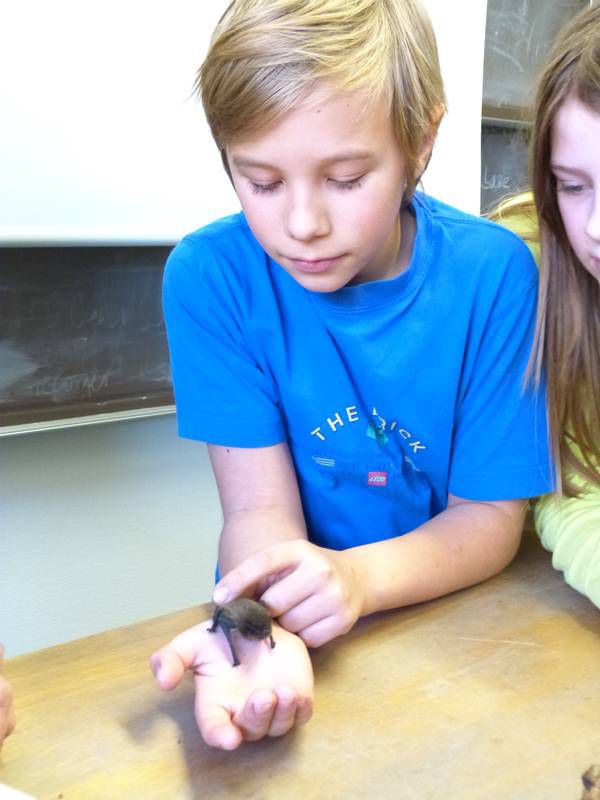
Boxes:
[367,471,388,487]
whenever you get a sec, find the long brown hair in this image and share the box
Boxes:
[529,4,600,494]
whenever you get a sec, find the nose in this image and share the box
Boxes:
[586,191,600,243]
[285,187,330,242]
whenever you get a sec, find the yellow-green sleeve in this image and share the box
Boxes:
[534,470,600,608]
[490,195,541,264]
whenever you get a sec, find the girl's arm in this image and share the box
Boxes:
[535,480,600,609]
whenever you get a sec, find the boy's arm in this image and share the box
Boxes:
[216,490,527,646]
[208,442,308,578]
[151,443,314,750]
[345,494,526,616]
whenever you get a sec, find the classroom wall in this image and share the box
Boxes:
[0,1,487,657]
[0,1,486,246]
[0,415,220,656]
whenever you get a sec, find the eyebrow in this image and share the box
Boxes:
[231,150,375,169]
[550,164,587,177]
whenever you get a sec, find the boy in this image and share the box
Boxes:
[151,0,553,750]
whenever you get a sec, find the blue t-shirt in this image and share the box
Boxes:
[163,192,553,550]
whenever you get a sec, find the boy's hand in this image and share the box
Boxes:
[214,540,366,648]
[0,646,16,748]
[150,621,313,750]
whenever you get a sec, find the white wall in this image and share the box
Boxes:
[0,415,221,656]
[425,0,487,213]
[0,0,486,246]
[0,2,237,245]
[0,2,488,656]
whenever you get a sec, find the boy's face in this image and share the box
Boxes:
[551,94,600,284]
[227,84,424,292]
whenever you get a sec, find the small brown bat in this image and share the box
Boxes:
[208,598,276,667]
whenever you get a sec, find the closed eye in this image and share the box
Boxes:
[250,177,366,194]
[557,180,586,195]
[330,176,365,191]
[250,181,281,195]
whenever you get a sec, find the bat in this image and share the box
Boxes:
[208,598,276,667]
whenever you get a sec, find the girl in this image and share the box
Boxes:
[495,5,600,608]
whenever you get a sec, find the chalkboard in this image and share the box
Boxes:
[482,0,588,118]
[0,246,174,430]
[481,122,530,214]
[480,0,589,213]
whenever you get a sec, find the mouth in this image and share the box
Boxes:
[287,255,344,274]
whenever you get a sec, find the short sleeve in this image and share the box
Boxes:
[163,236,286,446]
[535,470,600,609]
[449,241,553,500]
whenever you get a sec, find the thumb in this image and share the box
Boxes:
[150,623,213,690]
[150,645,186,691]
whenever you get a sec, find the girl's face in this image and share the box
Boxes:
[551,94,600,283]
[226,84,432,292]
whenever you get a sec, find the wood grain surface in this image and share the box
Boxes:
[1,532,598,800]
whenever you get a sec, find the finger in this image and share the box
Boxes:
[298,616,346,649]
[0,679,14,745]
[275,593,330,635]
[233,689,277,742]
[259,567,320,618]
[267,686,300,738]
[1,707,16,742]
[150,624,210,690]
[195,692,243,751]
[150,647,186,691]
[0,679,13,712]
[214,540,306,604]
[295,696,313,727]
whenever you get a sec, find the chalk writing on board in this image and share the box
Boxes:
[30,373,111,400]
[481,123,530,214]
[482,166,511,192]
[0,246,174,428]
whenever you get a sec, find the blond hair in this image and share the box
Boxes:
[492,191,540,262]
[196,0,446,197]
[528,5,600,494]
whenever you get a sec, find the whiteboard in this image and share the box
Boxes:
[0,1,486,245]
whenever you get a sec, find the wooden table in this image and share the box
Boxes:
[2,533,599,800]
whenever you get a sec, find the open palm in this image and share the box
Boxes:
[151,619,314,750]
